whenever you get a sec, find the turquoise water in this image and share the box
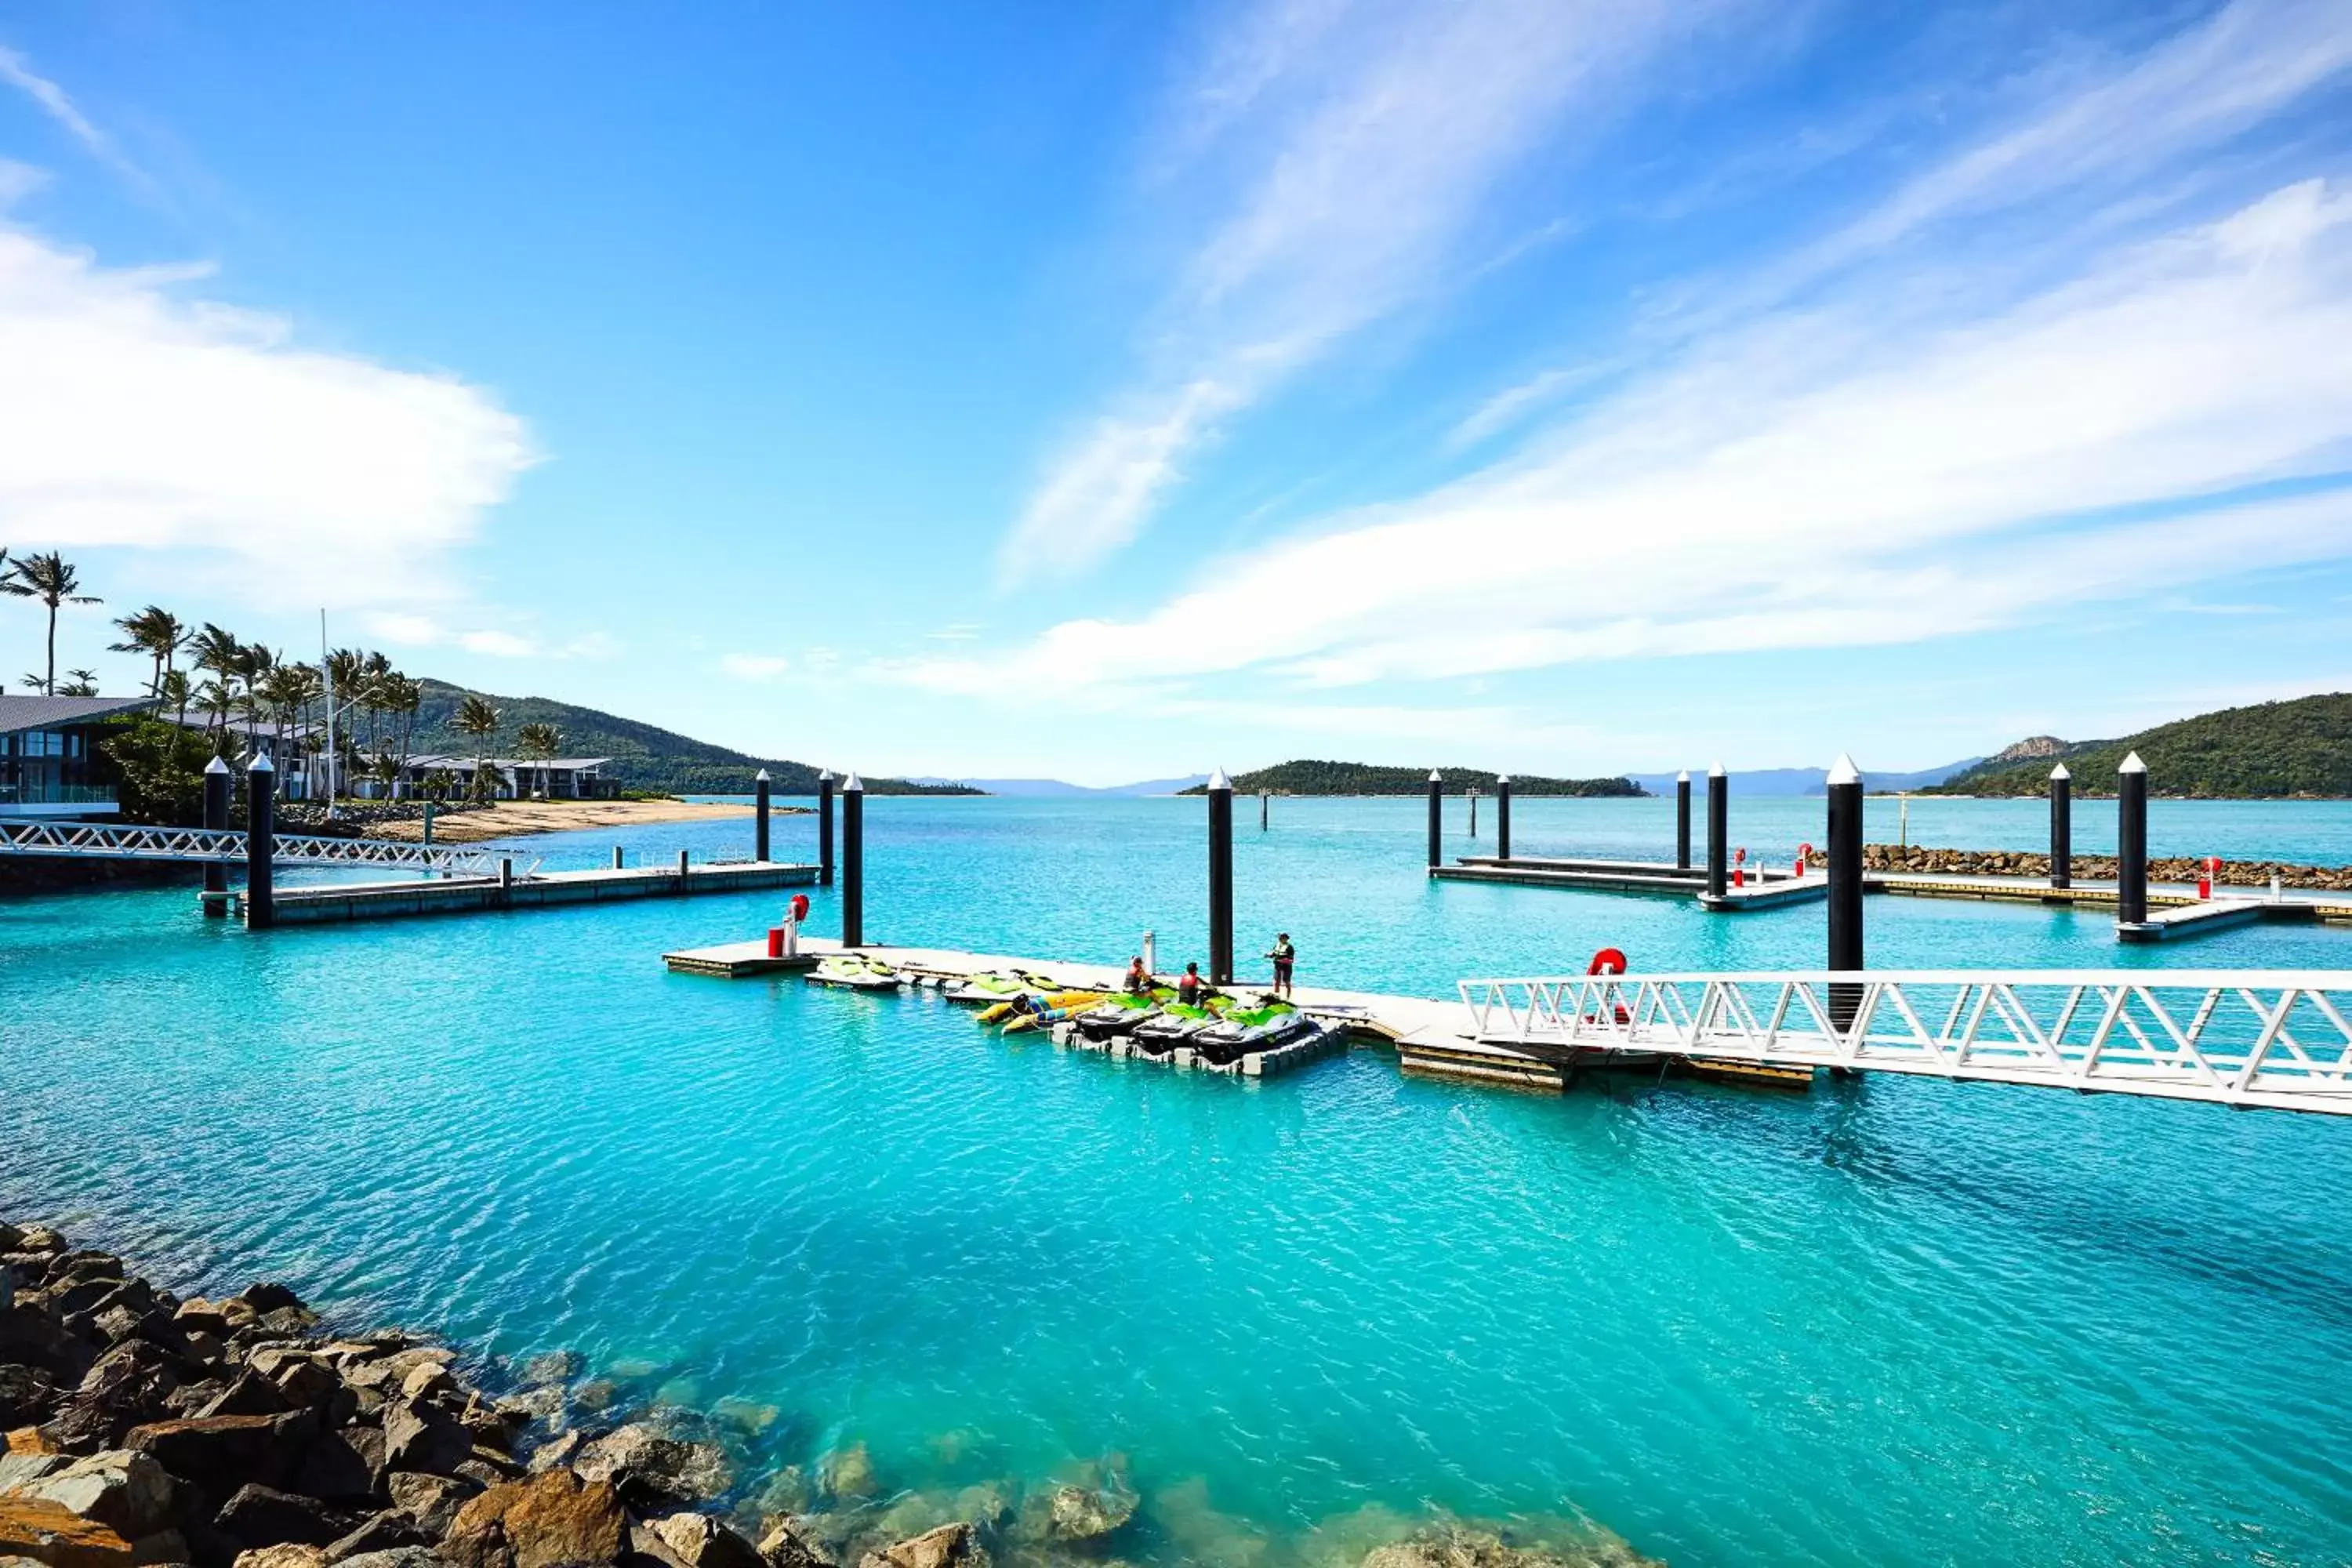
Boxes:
[8,797,2352,1566]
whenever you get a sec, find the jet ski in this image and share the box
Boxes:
[1073,993,1160,1042]
[1192,1004,1318,1066]
[1128,1003,1220,1054]
[944,969,1064,1005]
[806,954,902,990]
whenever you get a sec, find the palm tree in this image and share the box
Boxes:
[383,673,423,777]
[189,625,243,738]
[453,694,501,800]
[157,669,193,729]
[516,721,562,799]
[108,605,188,697]
[1,551,102,695]
[58,669,100,697]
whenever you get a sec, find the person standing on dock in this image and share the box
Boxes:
[1267,932,1297,999]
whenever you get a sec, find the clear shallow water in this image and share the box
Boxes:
[8,796,2352,1567]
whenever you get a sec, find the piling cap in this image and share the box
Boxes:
[1496,773,1510,785]
[843,771,865,792]
[818,768,833,783]
[1207,767,1231,792]
[2119,751,2147,775]
[1428,769,1442,783]
[755,768,770,783]
[247,750,274,773]
[204,756,230,775]
[1708,760,1726,778]
[2049,762,2071,781]
[1676,769,1689,783]
[1827,753,1860,786]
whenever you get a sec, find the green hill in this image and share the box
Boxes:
[1927,693,2352,798]
[1180,760,1642,797]
[405,680,976,797]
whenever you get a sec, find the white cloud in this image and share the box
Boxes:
[911,180,2352,700]
[0,159,46,209]
[365,612,610,662]
[0,225,536,604]
[0,43,153,192]
[719,652,792,682]
[459,630,533,658]
[1000,0,1741,580]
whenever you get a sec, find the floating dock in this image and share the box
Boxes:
[660,935,1801,1094]
[1434,855,2352,938]
[222,859,818,926]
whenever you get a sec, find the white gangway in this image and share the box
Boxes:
[1457,970,2352,1116]
[0,818,528,880]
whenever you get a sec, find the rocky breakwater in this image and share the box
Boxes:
[0,1220,820,1568]
[1802,844,2352,891]
[2,1218,1656,1568]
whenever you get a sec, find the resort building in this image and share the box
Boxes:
[0,695,154,818]
[397,753,614,800]
[161,715,331,800]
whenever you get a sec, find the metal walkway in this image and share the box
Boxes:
[0,818,525,880]
[1458,970,2352,1115]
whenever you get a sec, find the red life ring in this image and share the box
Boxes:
[1798,841,1815,876]
[1588,947,1628,976]
[789,893,811,922]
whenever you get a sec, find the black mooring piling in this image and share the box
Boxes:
[2117,752,2148,927]
[1675,771,1692,871]
[2049,764,2071,890]
[754,768,771,862]
[1497,774,1513,861]
[1827,754,1864,1029]
[201,756,230,913]
[1705,764,1728,899]
[1426,770,1443,872]
[244,753,276,931]
[817,770,836,887]
[840,772,865,946]
[1208,769,1234,985]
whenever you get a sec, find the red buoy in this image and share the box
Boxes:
[1797,841,1815,878]
[790,892,811,923]
[1588,947,1628,976]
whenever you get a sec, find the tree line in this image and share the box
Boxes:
[2,546,564,821]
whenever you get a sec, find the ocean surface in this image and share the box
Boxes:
[6,794,2352,1566]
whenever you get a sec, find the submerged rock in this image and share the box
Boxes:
[572,1424,732,1512]
[816,1444,876,1504]
[1358,1521,1662,1568]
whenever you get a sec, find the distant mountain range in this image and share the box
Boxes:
[1178,760,1641,797]
[1926,693,2352,797]
[407,681,978,796]
[899,775,1211,797]
[1624,758,1983,797]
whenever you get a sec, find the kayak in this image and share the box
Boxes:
[805,954,902,990]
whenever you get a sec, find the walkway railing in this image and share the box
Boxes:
[0,819,528,880]
[1458,970,2352,1115]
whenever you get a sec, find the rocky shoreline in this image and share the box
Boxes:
[1800,844,2352,891]
[2,1220,1651,1568]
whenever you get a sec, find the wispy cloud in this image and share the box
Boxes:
[363,615,608,662]
[0,159,46,209]
[0,226,536,605]
[911,173,2352,702]
[719,652,791,682]
[999,0,1744,582]
[0,42,155,194]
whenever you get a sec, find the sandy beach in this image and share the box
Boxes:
[368,797,785,843]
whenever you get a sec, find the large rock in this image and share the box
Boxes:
[648,1513,764,1568]
[814,1446,874,1505]
[0,1363,60,1430]
[292,1431,385,1506]
[0,1450,176,1540]
[1041,1481,1134,1544]
[855,1523,984,1568]
[0,1493,138,1568]
[753,1521,828,1568]
[2,1305,96,1383]
[380,1400,471,1479]
[230,1545,326,1568]
[385,1471,477,1537]
[214,1484,354,1550]
[54,1342,185,1450]
[125,1413,313,1496]
[441,1468,628,1568]
[319,1509,434,1563]
[571,1425,731,1512]
[1359,1523,1661,1568]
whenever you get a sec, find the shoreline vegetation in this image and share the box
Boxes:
[1923,693,2352,799]
[0,1216,1657,1568]
[1178,762,1642,797]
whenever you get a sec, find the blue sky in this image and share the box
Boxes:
[2,0,2349,785]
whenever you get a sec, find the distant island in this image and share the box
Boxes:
[1179,760,1643,797]
[409,680,980,796]
[1926,693,2352,798]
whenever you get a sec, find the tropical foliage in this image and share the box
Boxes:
[1182,760,1645,797]
[1926,694,2352,798]
[1,550,102,695]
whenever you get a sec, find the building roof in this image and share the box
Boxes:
[407,753,612,772]
[0,695,154,737]
[162,714,325,739]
